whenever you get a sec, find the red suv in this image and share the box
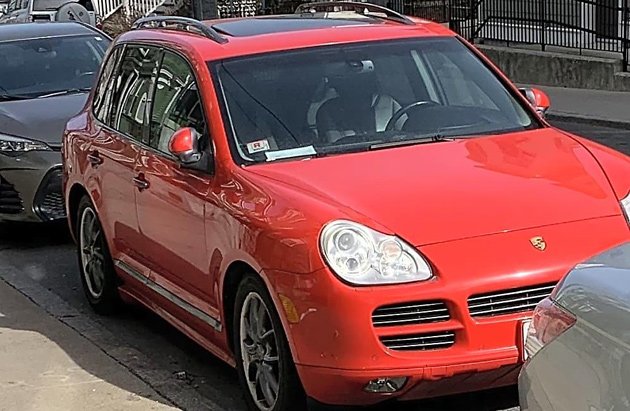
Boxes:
[62,5,630,411]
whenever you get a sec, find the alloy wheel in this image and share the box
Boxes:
[239,292,281,411]
[79,206,106,299]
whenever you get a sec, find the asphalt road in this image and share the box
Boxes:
[0,120,627,411]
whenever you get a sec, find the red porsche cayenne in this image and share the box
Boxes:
[62,4,630,410]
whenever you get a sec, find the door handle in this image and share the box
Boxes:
[87,152,103,167]
[132,174,149,191]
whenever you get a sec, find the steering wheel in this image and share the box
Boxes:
[385,100,440,131]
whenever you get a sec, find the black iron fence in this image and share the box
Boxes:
[388,0,449,22]
[447,0,630,70]
[213,0,630,70]
[398,0,630,71]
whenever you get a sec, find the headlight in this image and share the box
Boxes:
[0,133,51,154]
[320,220,433,285]
[622,193,630,224]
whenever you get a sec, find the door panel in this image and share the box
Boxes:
[135,151,215,308]
[135,50,216,306]
[90,126,142,262]
[94,44,161,278]
[88,45,143,270]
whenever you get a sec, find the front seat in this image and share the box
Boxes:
[315,71,401,143]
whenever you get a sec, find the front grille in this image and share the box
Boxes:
[34,168,65,221]
[468,283,557,317]
[0,174,24,214]
[380,331,456,351]
[372,300,450,327]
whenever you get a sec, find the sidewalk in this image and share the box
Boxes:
[522,84,630,128]
[0,280,178,411]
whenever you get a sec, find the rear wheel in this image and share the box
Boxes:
[233,275,307,411]
[76,196,120,314]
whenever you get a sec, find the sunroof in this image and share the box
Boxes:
[211,16,374,37]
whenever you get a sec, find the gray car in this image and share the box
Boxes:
[0,22,110,222]
[519,240,630,410]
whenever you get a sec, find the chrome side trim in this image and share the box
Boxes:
[115,260,222,332]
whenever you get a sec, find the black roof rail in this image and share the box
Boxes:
[294,1,415,26]
[131,16,228,44]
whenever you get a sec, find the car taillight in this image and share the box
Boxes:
[525,297,576,359]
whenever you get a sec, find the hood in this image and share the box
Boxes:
[246,128,621,246]
[0,93,88,147]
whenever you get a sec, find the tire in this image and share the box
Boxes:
[76,195,121,315]
[233,275,307,411]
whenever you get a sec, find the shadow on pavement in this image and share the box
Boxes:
[0,280,180,409]
[313,385,518,411]
[0,220,72,247]
[0,221,246,410]
[0,221,183,409]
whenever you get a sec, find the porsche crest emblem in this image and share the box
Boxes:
[530,236,547,251]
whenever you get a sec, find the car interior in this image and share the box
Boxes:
[0,36,106,96]
[214,37,535,163]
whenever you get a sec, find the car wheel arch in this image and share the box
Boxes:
[68,183,90,237]
[221,260,301,365]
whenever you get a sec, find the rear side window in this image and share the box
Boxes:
[93,45,123,125]
[109,45,161,144]
[150,51,206,154]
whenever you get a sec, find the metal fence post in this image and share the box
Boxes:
[443,0,448,24]
[624,0,629,71]
[539,0,546,51]
[469,0,475,43]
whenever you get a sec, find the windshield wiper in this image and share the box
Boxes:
[0,93,32,101]
[369,134,454,150]
[38,88,91,99]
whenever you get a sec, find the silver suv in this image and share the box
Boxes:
[0,0,98,26]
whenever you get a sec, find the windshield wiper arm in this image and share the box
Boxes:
[0,93,32,101]
[38,88,91,99]
[369,134,454,150]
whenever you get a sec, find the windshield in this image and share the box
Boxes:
[212,37,540,164]
[0,34,109,99]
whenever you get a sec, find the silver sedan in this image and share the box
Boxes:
[519,241,630,410]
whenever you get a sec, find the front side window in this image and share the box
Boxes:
[109,46,161,143]
[0,34,109,99]
[212,37,539,164]
[150,50,206,154]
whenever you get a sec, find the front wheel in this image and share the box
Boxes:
[233,275,307,411]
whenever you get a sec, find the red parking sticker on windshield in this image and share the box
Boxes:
[247,139,270,154]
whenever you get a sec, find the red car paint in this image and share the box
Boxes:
[62,14,630,406]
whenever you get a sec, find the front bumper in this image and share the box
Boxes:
[0,151,64,222]
[266,215,630,406]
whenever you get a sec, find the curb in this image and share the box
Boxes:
[548,112,630,130]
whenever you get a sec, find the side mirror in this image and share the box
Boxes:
[519,87,551,118]
[168,127,202,165]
